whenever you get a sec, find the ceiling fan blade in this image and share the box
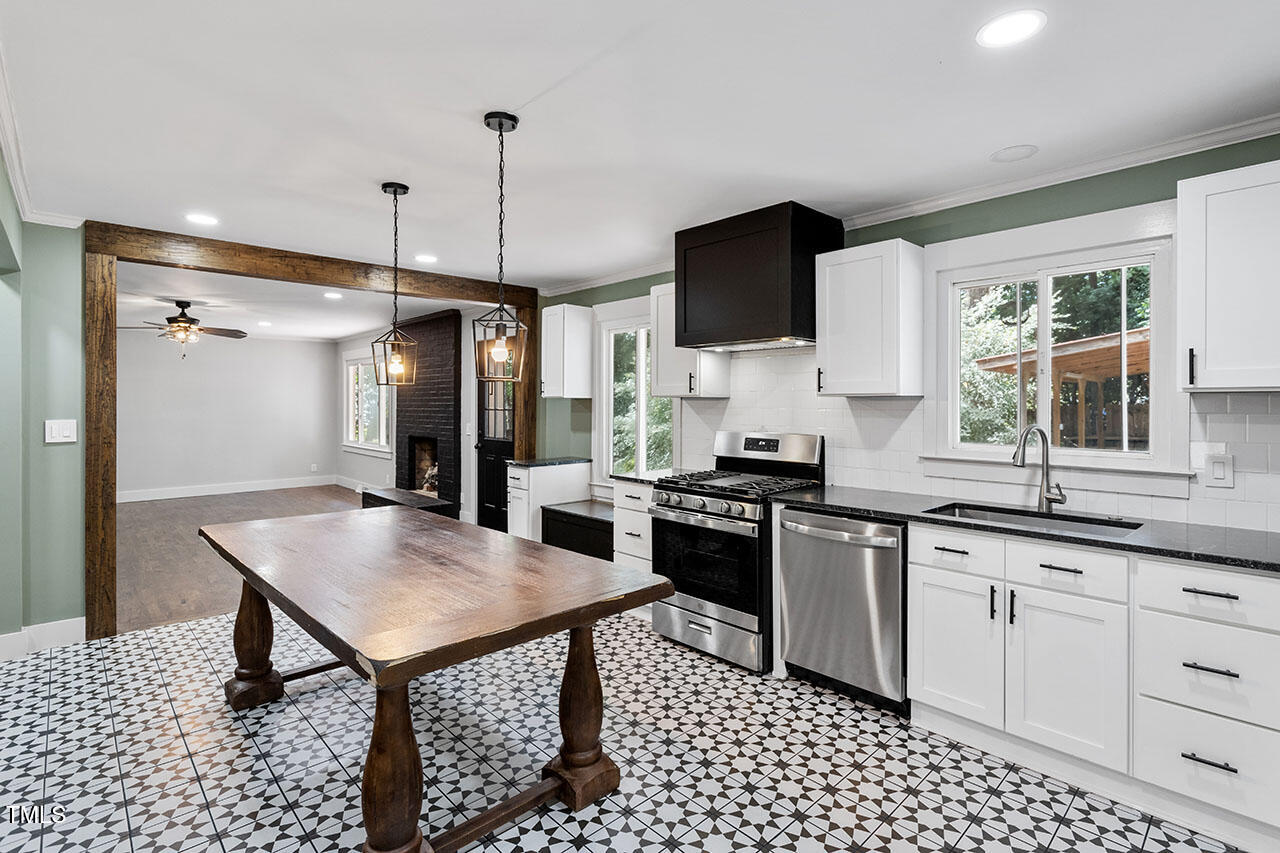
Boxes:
[143,320,167,326]
[116,325,160,330]
[199,327,248,339]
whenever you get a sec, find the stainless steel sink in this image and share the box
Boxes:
[923,502,1143,535]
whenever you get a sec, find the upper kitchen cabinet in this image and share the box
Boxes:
[650,283,729,397]
[1179,158,1280,390]
[674,201,844,350]
[540,304,593,398]
[815,239,924,396]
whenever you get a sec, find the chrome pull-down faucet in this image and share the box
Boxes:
[1012,425,1067,513]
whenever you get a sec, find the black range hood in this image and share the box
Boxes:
[674,201,844,350]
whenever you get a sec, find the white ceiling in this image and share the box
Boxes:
[117,263,470,341]
[4,2,1280,288]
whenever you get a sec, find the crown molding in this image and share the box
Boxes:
[0,44,82,230]
[843,111,1280,230]
[538,259,673,297]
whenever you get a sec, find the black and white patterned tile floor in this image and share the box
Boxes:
[0,610,1246,852]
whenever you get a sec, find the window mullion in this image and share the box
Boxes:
[636,328,648,474]
[1120,266,1129,452]
[1038,274,1052,443]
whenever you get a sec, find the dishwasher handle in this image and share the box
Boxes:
[780,519,899,549]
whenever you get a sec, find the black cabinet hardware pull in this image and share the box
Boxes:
[1040,562,1084,575]
[1188,348,1196,385]
[625,493,642,500]
[624,531,642,538]
[1009,589,1016,625]
[1181,752,1237,774]
[688,372,695,394]
[1181,586,1240,601]
[934,546,969,556]
[1182,661,1241,679]
[817,367,824,392]
[989,585,997,621]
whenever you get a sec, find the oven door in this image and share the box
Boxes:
[649,505,762,629]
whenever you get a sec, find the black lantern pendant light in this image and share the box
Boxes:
[473,111,528,383]
[372,181,417,385]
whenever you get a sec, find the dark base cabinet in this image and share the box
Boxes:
[541,502,614,561]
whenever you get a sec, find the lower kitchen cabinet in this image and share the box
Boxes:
[907,565,1005,730]
[1005,585,1129,772]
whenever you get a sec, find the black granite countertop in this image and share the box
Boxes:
[507,457,591,468]
[543,500,614,523]
[772,485,1280,575]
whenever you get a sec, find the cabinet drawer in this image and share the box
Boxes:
[908,525,1005,578]
[1005,540,1128,603]
[1137,560,1280,634]
[505,466,529,490]
[1134,695,1280,826]
[1136,609,1280,730]
[613,551,652,573]
[612,483,654,512]
[613,507,652,559]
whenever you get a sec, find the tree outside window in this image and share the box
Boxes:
[611,328,673,474]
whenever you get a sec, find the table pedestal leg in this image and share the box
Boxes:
[543,623,619,810]
[363,684,427,853]
[223,580,284,710]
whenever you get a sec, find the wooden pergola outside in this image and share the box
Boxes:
[976,327,1151,448]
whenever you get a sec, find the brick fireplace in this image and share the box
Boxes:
[394,310,461,512]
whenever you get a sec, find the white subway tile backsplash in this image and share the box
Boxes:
[677,355,1280,532]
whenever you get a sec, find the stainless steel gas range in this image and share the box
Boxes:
[647,431,823,672]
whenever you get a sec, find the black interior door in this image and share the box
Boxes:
[476,379,515,531]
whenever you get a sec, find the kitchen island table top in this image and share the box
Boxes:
[198,506,672,853]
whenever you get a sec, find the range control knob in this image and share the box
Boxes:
[657,492,670,504]
[693,497,707,510]
[719,501,732,514]
[670,494,683,506]
[732,504,746,517]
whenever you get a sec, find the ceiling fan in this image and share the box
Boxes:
[118,299,247,357]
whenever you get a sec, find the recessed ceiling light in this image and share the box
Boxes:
[414,254,438,264]
[185,212,219,226]
[990,144,1040,163]
[324,292,343,300]
[976,10,1046,48]
[257,321,272,327]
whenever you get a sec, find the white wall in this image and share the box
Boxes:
[334,330,395,492]
[117,334,340,500]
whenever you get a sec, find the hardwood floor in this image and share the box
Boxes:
[116,485,361,633]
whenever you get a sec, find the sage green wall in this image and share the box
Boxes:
[535,271,674,458]
[535,133,1280,460]
[21,223,85,626]
[846,133,1280,247]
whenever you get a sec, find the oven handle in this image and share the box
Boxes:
[648,506,759,538]
[780,519,899,549]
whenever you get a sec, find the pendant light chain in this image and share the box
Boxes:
[496,125,506,307]
[392,191,400,329]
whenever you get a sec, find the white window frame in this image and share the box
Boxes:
[924,201,1190,495]
[591,296,681,486]
[342,349,392,457]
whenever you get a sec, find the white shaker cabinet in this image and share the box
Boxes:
[649,283,729,398]
[540,304,593,398]
[505,460,590,542]
[1005,585,1129,772]
[907,565,1006,730]
[815,239,924,396]
[1179,158,1280,390]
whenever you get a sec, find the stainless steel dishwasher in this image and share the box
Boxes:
[778,507,906,703]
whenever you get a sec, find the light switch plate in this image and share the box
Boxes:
[44,419,77,444]
[1204,453,1235,488]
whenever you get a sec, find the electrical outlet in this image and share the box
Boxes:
[384,474,390,484]
[310,463,318,472]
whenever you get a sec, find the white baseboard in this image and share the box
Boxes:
[117,475,338,503]
[913,704,1280,852]
[624,603,653,621]
[459,510,475,524]
[0,616,87,661]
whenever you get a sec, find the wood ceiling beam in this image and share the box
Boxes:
[83,221,539,309]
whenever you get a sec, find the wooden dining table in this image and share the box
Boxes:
[198,505,673,853]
